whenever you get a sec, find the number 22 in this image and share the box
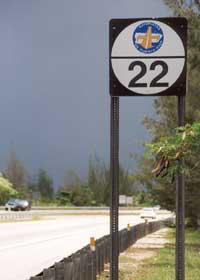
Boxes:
[128,60,169,88]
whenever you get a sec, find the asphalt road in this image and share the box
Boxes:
[0,213,169,280]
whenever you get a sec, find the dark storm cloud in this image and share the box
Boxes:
[0,0,170,185]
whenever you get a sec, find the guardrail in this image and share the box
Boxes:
[29,218,171,280]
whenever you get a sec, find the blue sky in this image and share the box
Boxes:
[0,0,171,186]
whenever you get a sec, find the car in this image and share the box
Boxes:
[140,208,156,219]
[153,205,161,211]
[5,199,31,211]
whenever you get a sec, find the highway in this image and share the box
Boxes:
[0,212,170,280]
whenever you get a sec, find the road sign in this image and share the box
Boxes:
[119,195,133,205]
[126,196,133,205]
[110,18,187,96]
[119,195,126,205]
[109,17,187,280]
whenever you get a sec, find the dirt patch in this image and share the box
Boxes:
[132,228,169,249]
[122,248,156,261]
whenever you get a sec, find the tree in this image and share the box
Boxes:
[164,0,200,16]
[71,184,95,206]
[88,155,134,205]
[147,122,200,224]
[88,155,113,205]
[0,173,18,204]
[56,187,72,206]
[119,166,133,195]
[135,1,200,226]
[5,147,27,191]
[63,170,81,190]
[35,169,54,203]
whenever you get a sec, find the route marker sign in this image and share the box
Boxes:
[109,17,187,280]
[110,18,187,96]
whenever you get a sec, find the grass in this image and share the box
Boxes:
[134,230,176,280]
[138,229,200,280]
[99,228,200,280]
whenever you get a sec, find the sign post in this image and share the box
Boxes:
[110,96,119,280]
[176,95,185,280]
[109,17,187,280]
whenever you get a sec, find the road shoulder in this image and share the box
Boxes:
[98,228,169,280]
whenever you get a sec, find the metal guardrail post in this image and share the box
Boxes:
[102,240,105,272]
[107,237,110,263]
[80,252,87,280]
[91,249,96,280]
[43,267,55,280]
[87,252,92,280]
[127,224,131,248]
[100,241,104,273]
[85,252,89,280]
[96,243,100,276]
[93,250,96,280]
[55,262,64,280]
[64,258,73,280]
[73,257,81,280]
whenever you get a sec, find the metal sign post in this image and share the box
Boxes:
[109,17,187,280]
[176,96,185,280]
[110,96,119,280]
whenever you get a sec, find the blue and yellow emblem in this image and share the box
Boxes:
[133,22,164,54]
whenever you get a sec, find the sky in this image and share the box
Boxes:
[0,0,171,187]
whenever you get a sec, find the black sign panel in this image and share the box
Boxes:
[109,17,187,96]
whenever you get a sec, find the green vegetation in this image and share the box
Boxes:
[56,155,135,206]
[30,169,54,203]
[99,229,200,280]
[88,155,134,206]
[0,173,18,204]
[56,169,96,206]
[134,229,200,280]
[146,121,200,183]
[70,185,95,206]
[133,0,200,226]
[5,147,27,191]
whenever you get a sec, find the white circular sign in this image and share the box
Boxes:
[111,20,186,95]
